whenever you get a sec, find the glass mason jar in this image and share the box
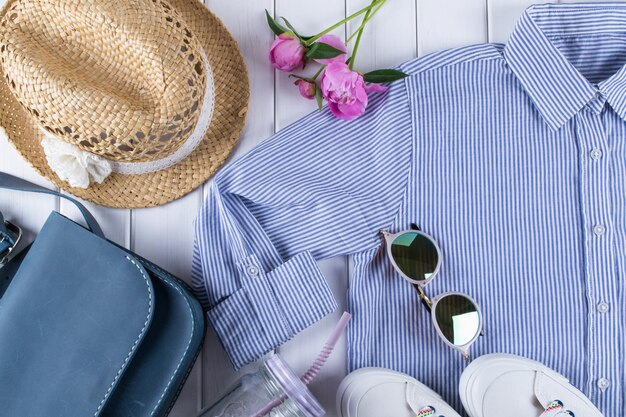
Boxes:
[197,354,324,417]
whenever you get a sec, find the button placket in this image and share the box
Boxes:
[574,111,618,403]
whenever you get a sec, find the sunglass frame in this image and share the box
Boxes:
[381,229,483,360]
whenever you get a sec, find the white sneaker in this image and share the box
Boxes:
[336,368,462,417]
[459,354,603,417]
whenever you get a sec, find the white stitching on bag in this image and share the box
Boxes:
[93,256,153,417]
[148,267,196,416]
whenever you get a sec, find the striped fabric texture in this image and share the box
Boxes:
[193,3,626,415]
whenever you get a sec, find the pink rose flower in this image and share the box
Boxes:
[269,33,306,72]
[295,79,316,100]
[314,34,348,65]
[321,62,388,121]
[365,83,388,93]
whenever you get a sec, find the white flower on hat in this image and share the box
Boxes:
[41,136,112,189]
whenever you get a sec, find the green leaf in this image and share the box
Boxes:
[306,42,345,60]
[265,10,288,36]
[315,85,324,110]
[281,17,303,39]
[362,69,409,83]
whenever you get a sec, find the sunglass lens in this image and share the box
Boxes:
[434,294,480,346]
[390,232,439,281]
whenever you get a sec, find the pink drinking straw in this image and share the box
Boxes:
[250,312,352,417]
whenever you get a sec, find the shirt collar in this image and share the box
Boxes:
[504,3,626,130]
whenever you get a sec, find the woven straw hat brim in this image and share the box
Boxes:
[0,0,249,208]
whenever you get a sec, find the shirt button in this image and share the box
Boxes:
[246,264,259,277]
[590,148,603,160]
[593,224,606,236]
[597,302,610,313]
[597,378,610,391]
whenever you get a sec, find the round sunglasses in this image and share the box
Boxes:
[381,226,482,361]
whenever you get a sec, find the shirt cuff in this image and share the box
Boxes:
[206,251,338,369]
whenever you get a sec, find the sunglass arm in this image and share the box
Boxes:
[412,284,432,312]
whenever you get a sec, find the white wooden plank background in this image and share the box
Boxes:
[0,0,596,415]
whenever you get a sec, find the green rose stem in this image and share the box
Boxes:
[304,0,385,46]
[288,64,325,83]
[311,65,326,81]
[346,0,386,44]
[349,0,384,70]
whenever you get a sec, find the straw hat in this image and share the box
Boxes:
[0,0,248,208]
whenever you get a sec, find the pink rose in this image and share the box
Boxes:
[320,62,373,120]
[314,34,348,65]
[269,33,306,72]
[320,62,388,120]
[295,79,316,100]
[365,83,388,93]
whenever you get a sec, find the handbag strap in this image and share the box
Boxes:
[0,210,9,242]
[0,172,105,239]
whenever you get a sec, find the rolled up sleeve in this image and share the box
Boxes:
[206,251,336,369]
[192,78,413,369]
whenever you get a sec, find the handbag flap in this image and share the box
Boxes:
[0,212,154,417]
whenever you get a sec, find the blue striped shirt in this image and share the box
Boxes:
[193,3,626,415]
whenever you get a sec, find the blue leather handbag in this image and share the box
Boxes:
[0,173,206,417]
